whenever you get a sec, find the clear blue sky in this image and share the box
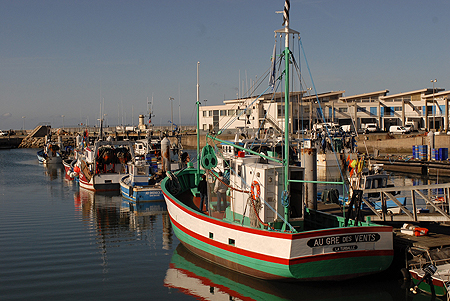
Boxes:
[1,0,449,130]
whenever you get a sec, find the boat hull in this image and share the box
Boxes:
[78,172,123,192]
[410,268,449,297]
[37,150,62,164]
[162,169,394,281]
[120,175,164,202]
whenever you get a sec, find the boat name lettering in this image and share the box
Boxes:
[333,245,358,252]
[307,233,380,247]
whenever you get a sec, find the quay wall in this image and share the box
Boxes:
[3,128,447,154]
[356,133,450,154]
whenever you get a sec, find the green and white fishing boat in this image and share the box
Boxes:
[161,0,393,281]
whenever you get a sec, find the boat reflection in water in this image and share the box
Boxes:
[42,163,65,181]
[165,244,394,301]
[73,188,173,250]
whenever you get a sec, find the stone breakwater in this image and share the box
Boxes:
[18,137,45,148]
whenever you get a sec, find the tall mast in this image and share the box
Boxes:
[275,0,299,228]
[196,61,200,185]
[283,0,290,227]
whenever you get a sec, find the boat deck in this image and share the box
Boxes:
[179,190,227,220]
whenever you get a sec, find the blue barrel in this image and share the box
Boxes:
[412,145,417,159]
[439,148,448,161]
[418,145,427,160]
[432,148,438,160]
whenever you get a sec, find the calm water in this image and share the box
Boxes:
[0,148,434,300]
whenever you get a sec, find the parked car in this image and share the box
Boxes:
[404,124,414,132]
[364,124,379,133]
[389,125,410,134]
[0,130,8,136]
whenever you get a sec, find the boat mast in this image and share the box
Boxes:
[196,61,200,185]
[283,0,292,227]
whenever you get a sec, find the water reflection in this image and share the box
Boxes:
[120,199,172,250]
[43,163,65,180]
[165,244,395,301]
[73,188,173,265]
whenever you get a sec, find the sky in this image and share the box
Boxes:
[1,0,449,130]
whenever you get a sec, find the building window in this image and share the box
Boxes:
[277,104,285,117]
[220,110,227,116]
[228,109,235,116]
[203,124,208,130]
[338,108,347,113]
[203,111,207,117]
[394,107,402,112]
[209,110,213,117]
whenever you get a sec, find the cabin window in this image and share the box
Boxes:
[228,238,235,246]
[209,232,214,239]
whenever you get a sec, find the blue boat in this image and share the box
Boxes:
[37,147,62,164]
[120,159,165,202]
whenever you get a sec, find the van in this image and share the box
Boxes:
[389,125,409,134]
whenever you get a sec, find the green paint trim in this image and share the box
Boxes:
[171,222,393,280]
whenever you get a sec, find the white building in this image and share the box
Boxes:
[199,88,450,134]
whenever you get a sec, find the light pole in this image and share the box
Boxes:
[22,116,26,132]
[431,79,437,131]
[61,115,65,130]
[169,97,174,132]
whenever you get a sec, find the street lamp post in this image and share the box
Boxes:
[169,97,174,133]
[431,79,437,131]
[22,116,26,132]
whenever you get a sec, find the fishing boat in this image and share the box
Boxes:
[119,158,165,202]
[120,129,185,202]
[62,158,79,180]
[37,141,63,164]
[77,140,134,192]
[161,1,393,281]
[406,246,450,298]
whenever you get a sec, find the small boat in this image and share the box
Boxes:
[77,140,134,191]
[406,246,450,298]
[63,158,79,181]
[120,159,165,202]
[161,1,394,281]
[37,142,62,164]
[346,160,407,215]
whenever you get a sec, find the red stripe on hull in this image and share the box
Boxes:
[169,208,393,266]
[163,191,392,241]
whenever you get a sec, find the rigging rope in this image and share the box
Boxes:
[298,37,349,196]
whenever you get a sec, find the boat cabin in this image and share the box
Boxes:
[218,150,304,228]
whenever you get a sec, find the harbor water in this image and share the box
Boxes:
[0,148,440,300]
